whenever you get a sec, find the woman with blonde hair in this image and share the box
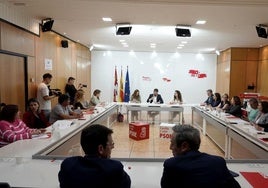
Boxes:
[130,89,141,121]
[74,89,90,109]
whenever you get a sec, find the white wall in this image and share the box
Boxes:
[91,51,217,104]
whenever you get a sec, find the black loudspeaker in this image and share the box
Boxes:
[256,26,267,38]
[41,19,54,32]
[61,40,68,48]
[116,26,132,35]
[175,28,191,37]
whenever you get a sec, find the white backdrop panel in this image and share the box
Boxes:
[91,51,217,104]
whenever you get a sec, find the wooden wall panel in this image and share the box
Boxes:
[216,49,231,95]
[245,60,258,93]
[0,53,25,112]
[230,61,246,98]
[247,48,259,61]
[27,56,37,99]
[231,48,248,61]
[257,60,268,95]
[0,22,34,56]
[259,46,268,61]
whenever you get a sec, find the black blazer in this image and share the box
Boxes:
[146,94,164,104]
[161,151,240,188]
[58,156,131,188]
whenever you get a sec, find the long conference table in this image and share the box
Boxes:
[192,106,268,159]
[0,103,268,188]
[125,102,185,124]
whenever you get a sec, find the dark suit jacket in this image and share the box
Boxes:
[58,156,131,188]
[225,105,242,117]
[161,151,240,188]
[147,94,164,104]
[204,95,214,105]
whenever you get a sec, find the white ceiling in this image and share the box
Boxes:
[5,0,268,53]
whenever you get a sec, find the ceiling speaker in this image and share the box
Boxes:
[256,26,267,38]
[116,24,132,35]
[175,28,191,37]
[41,18,54,32]
[61,40,68,48]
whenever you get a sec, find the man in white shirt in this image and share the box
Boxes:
[37,73,57,120]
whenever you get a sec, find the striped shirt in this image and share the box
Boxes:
[0,119,32,147]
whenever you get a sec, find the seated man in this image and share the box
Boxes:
[58,124,131,188]
[49,94,82,124]
[161,125,240,188]
[146,88,164,123]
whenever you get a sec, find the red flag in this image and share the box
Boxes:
[118,68,124,102]
[113,67,118,102]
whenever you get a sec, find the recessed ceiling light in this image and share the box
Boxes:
[151,46,156,48]
[63,32,67,35]
[150,43,156,46]
[181,41,188,44]
[179,44,184,47]
[119,39,125,43]
[177,46,182,49]
[215,50,220,55]
[102,17,112,22]
[77,40,80,42]
[196,20,206,25]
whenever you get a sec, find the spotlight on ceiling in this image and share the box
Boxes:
[41,18,54,32]
[116,23,132,35]
[175,25,191,37]
[256,24,268,39]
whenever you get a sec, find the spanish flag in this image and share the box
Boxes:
[118,67,124,102]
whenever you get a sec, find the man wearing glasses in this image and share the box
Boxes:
[58,124,131,188]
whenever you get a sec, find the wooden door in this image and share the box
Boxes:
[0,53,26,113]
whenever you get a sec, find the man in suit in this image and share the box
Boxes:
[58,124,131,188]
[146,88,164,124]
[161,125,240,188]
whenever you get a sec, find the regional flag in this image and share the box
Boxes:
[118,67,124,102]
[124,67,130,102]
[113,66,118,102]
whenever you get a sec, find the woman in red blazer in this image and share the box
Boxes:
[23,98,50,129]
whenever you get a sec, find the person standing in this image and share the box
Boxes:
[65,77,82,105]
[161,125,240,188]
[37,73,57,120]
[58,124,131,188]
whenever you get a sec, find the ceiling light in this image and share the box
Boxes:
[177,46,182,49]
[179,44,184,47]
[215,50,220,55]
[119,39,125,43]
[196,20,207,25]
[102,17,112,22]
[181,41,188,44]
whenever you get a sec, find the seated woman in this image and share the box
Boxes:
[225,96,242,117]
[242,97,259,122]
[90,89,102,106]
[251,101,268,132]
[169,90,184,123]
[73,89,90,110]
[211,92,221,107]
[130,89,141,121]
[49,94,83,124]
[217,93,230,111]
[0,104,42,147]
[23,98,50,129]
